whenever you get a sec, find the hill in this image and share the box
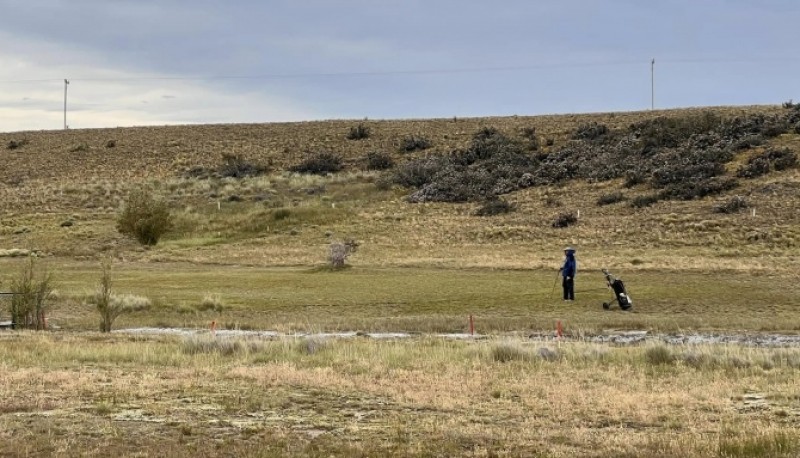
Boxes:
[1,104,798,274]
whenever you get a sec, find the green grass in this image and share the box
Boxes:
[4,260,798,333]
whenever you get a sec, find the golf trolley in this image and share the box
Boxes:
[601,269,632,311]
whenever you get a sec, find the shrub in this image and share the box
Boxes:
[117,188,173,246]
[551,211,578,228]
[631,194,660,208]
[572,122,609,141]
[347,123,371,140]
[658,177,738,201]
[737,148,798,178]
[596,192,626,206]
[7,139,28,150]
[272,208,291,221]
[105,140,116,148]
[69,143,88,152]
[520,127,540,150]
[329,239,359,269]
[86,260,150,332]
[8,257,54,330]
[783,99,795,109]
[630,112,723,152]
[474,198,515,216]
[713,195,748,214]
[219,153,267,178]
[364,151,394,170]
[289,152,343,175]
[400,135,432,152]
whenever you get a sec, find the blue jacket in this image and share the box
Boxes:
[561,253,577,278]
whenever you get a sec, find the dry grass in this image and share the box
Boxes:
[1,333,799,457]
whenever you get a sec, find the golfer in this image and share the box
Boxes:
[560,247,577,301]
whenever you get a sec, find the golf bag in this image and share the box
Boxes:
[601,269,632,311]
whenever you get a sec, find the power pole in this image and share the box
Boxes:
[650,59,655,110]
[64,79,69,129]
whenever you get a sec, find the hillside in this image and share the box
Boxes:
[1,104,799,275]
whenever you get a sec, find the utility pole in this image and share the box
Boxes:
[64,79,69,129]
[650,59,655,110]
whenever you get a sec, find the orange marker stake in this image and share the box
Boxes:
[556,320,563,339]
[469,315,475,336]
[210,320,217,337]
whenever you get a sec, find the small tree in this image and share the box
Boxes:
[88,260,150,332]
[9,257,54,330]
[117,188,172,245]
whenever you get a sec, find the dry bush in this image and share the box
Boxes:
[551,211,578,228]
[289,152,343,175]
[571,122,609,141]
[87,260,151,332]
[474,198,515,216]
[736,148,797,179]
[346,123,371,140]
[400,135,432,152]
[8,257,55,330]
[218,153,267,178]
[328,239,359,269]
[596,192,625,206]
[364,151,394,171]
[713,195,748,214]
[117,188,173,246]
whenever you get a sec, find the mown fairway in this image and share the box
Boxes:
[1,105,800,456]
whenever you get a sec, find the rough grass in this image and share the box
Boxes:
[1,334,800,457]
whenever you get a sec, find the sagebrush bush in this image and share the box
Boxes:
[117,189,172,245]
[400,135,432,152]
[7,139,28,150]
[329,239,359,269]
[713,195,748,214]
[347,123,370,140]
[474,198,515,216]
[196,294,225,312]
[737,148,798,178]
[631,194,660,208]
[572,122,609,140]
[289,152,343,175]
[597,192,626,206]
[364,151,394,170]
[644,345,675,365]
[219,153,267,178]
[87,260,151,332]
[551,211,578,228]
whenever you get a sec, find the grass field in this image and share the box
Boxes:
[1,105,800,456]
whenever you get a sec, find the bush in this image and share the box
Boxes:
[117,188,173,246]
[364,151,394,170]
[87,260,150,332]
[329,239,359,269]
[491,343,531,363]
[7,139,28,150]
[347,123,370,140]
[551,211,578,228]
[105,140,116,148]
[219,153,267,178]
[572,122,609,141]
[289,152,343,175]
[659,177,738,201]
[400,135,432,152]
[631,194,660,208]
[8,257,55,330]
[474,198,515,216]
[737,148,798,179]
[713,195,748,214]
[597,192,626,206]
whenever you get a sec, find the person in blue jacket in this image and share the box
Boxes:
[560,247,577,301]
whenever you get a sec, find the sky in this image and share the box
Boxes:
[1,0,799,132]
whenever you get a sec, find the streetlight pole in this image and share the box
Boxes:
[650,59,655,110]
[64,79,69,129]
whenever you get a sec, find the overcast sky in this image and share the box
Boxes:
[1,0,799,132]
